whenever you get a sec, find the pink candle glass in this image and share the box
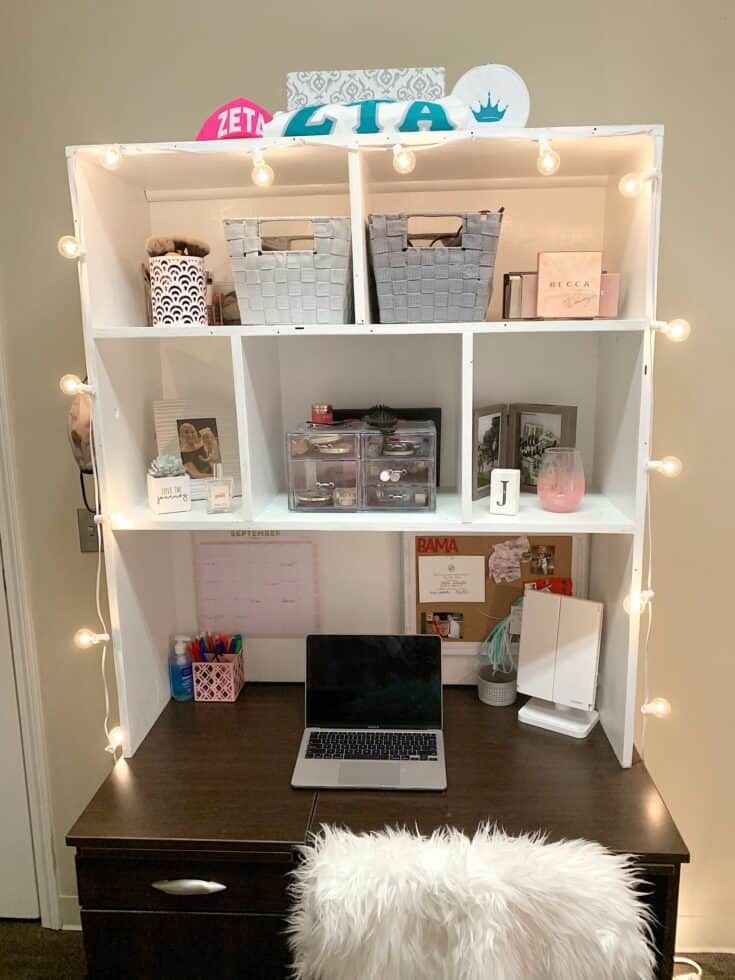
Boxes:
[536,448,585,513]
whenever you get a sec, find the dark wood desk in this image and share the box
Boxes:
[68,685,688,979]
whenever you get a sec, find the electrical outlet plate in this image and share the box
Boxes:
[77,509,101,553]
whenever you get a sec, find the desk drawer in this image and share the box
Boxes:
[81,910,289,979]
[77,851,294,914]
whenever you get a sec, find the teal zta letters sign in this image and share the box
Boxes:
[282,100,457,138]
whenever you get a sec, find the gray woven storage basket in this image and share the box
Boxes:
[223,216,352,326]
[368,210,503,323]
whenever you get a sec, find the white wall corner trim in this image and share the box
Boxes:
[0,328,60,928]
[59,893,82,929]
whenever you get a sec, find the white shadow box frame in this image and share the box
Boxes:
[153,398,241,501]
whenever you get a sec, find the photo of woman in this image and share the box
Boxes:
[177,417,221,479]
[199,426,221,464]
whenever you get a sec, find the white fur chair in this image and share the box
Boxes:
[288,825,654,980]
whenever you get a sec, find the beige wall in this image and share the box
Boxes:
[1,0,732,948]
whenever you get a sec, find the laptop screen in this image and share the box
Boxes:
[306,634,442,730]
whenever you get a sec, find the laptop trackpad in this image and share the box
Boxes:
[339,762,402,787]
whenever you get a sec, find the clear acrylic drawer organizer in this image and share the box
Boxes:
[286,421,436,512]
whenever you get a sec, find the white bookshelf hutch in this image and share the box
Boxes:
[65,125,662,769]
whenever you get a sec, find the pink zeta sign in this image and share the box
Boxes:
[196,98,273,141]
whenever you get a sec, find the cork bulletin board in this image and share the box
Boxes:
[408,534,576,645]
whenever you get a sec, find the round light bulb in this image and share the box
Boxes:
[641,697,671,718]
[59,373,83,396]
[618,174,643,197]
[623,593,641,615]
[623,589,653,616]
[109,512,133,530]
[665,318,691,343]
[659,456,683,478]
[393,145,416,175]
[101,145,123,170]
[537,142,560,176]
[619,172,644,198]
[251,158,274,188]
[74,628,97,649]
[108,726,124,749]
[73,628,109,649]
[57,235,81,259]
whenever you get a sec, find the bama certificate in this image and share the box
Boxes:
[418,555,486,604]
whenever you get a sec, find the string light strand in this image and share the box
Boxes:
[88,410,119,758]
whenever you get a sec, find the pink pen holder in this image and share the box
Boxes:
[192,654,245,702]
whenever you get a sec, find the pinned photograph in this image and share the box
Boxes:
[423,611,464,640]
[529,545,556,575]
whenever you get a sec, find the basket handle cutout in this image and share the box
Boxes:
[258,218,316,254]
[406,214,465,249]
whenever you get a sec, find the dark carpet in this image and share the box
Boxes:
[0,921,85,979]
[0,919,732,979]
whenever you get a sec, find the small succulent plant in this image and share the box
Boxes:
[148,454,186,478]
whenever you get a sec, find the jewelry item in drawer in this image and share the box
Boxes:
[370,460,431,484]
[362,422,434,459]
[380,467,408,483]
[376,488,412,505]
[312,438,353,455]
[294,486,335,507]
[382,441,418,457]
[333,486,357,508]
[288,426,361,459]
[365,485,434,510]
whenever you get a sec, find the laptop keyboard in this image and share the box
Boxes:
[306,731,438,761]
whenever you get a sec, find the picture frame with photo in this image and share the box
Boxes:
[472,402,577,497]
[153,399,241,502]
[509,403,577,492]
[472,404,505,500]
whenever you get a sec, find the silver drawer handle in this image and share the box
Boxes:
[151,878,226,896]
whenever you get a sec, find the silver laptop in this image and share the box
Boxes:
[291,634,446,791]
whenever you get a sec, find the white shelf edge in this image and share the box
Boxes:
[118,499,248,531]
[254,491,464,532]
[91,319,648,341]
[65,124,665,158]
[116,492,635,534]
[471,493,636,535]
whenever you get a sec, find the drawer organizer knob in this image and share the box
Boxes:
[151,878,227,895]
